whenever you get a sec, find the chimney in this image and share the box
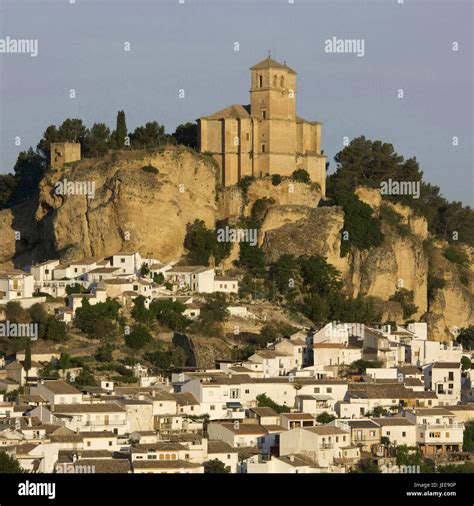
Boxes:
[27,416,32,427]
[289,455,295,462]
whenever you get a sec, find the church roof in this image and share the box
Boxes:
[202,104,251,120]
[250,57,297,74]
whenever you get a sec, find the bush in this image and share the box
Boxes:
[389,289,418,319]
[237,175,255,195]
[443,245,468,267]
[291,168,310,183]
[271,174,282,186]
[457,326,474,350]
[141,165,159,174]
[256,393,290,414]
[461,356,471,371]
[125,325,152,350]
[316,412,336,424]
[335,192,385,256]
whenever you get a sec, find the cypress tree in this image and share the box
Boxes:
[24,337,32,380]
[115,110,128,149]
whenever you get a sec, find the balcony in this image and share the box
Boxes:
[419,422,463,430]
[319,443,334,449]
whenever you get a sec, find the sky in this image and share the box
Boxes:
[0,0,472,205]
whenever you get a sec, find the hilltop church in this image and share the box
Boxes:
[198,57,326,194]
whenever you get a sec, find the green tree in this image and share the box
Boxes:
[461,356,471,371]
[292,168,310,183]
[131,295,153,324]
[58,353,71,375]
[149,299,189,331]
[457,326,474,350]
[113,110,128,149]
[316,412,336,424]
[389,289,418,319]
[130,121,165,149]
[334,192,384,256]
[203,459,230,473]
[24,338,32,379]
[125,325,152,350]
[83,122,110,157]
[0,452,24,473]
[348,359,383,374]
[184,219,231,265]
[172,122,197,149]
[0,173,17,208]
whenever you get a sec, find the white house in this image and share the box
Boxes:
[109,252,142,276]
[52,403,128,435]
[164,266,215,293]
[423,362,461,404]
[0,270,35,302]
[213,276,239,294]
[34,380,83,407]
[405,408,464,457]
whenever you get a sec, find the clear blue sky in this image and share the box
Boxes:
[0,0,472,205]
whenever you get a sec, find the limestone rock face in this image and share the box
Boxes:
[348,234,428,320]
[0,208,15,265]
[425,243,474,341]
[217,178,321,221]
[262,206,348,276]
[3,147,218,265]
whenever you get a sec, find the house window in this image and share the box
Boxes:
[314,388,320,394]
[326,388,332,394]
[245,390,250,394]
[386,431,391,436]
[121,258,125,263]
[109,441,112,446]
[448,372,454,381]
[446,432,450,437]
[402,432,406,437]
[369,431,375,437]
[259,75,263,87]
[210,405,215,410]
[87,442,91,447]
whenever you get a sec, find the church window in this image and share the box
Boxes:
[273,75,277,87]
[246,133,250,141]
[262,110,266,119]
[261,144,266,153]
[280,76,284,87]
[259,75,263,87]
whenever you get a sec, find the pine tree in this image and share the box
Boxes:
[114,110,128,149]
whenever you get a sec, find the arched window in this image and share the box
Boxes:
[273,75,277,87]
[159,454,164,460]
[280,76,284,88]
[259,75,263,87]
[165,454,171,460]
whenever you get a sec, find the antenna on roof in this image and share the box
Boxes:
[268,49,271,58]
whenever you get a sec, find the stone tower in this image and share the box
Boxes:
[50,142,81,169]
[198,57,326,193]
[250,58,298,177]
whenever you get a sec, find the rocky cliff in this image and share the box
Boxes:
[0,148,471,340]
[1,147,218,265]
